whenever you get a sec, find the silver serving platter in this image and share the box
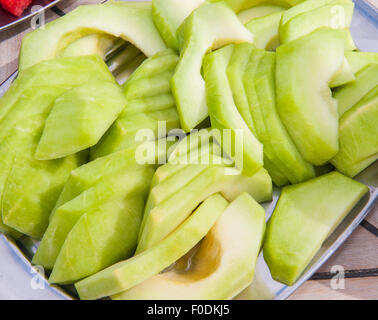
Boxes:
[0,0,377,300]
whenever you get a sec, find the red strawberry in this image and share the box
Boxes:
[0,0,33,17]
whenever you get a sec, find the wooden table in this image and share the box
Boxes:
[0,0,377,300]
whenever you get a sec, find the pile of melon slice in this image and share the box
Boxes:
[0,0,375,299]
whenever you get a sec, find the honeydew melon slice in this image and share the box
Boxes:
[203,45,263,176]
[280,0,354,45]
[254,52,315,183]
[19,2,166,71]
[331,86,378,177]
[334,63,378,117]
[75,193,229,300]
[90,108,180,159]
[35,81,126,160]
[264,171,368,285]
[211,0,301,13]
[1,115,86,239]
[329,56,355,88]
[238,4,285,23]
[227,43,256,132]
[0,55,114,131]
[171,2,253,132]
[33,165,155,270]
[137,164,271,253]
[245,11,283,50]
[49,196,145,284]
[113,192,265,300]
[152,0,205,49]
[59,34,115,58]
[345,51,378,74]
[276,28,345,165]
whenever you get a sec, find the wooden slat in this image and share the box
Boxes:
[289,277,378,300]
[315,226,378,274]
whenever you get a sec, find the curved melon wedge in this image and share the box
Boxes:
[280,0,354,45]
[35,80,126,160]
[75,193,229,300]
[263,171,368,286]
[238,4,285,23]
[171,2,253,132]
[113,193,265,300]
[331,86,378,177]
[152,0,205,49]
[276,28,345,165]
[19,2,166,71]
[334,63,378,117]
[204,45,263,177]
[49,197,145,284]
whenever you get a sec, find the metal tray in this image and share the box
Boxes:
[0,0,62,32]
[0,0,377,300]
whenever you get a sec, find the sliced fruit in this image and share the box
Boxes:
[227,43,256,132]
[244,47,315,183]
[345,51,378,74]
[238,4,285,23]
[59,34,115,59]
[152,0,205,49]
[49,197,144,284]
[113,192,265,300]
[137,164,271,253]
[211,0,302,13]
[334,63,378,116]
[171,2,253,132]
[1,115,86,239]
[264,171,368,285]
[19,2,166,71]
[36,81,126,160]
[331,87,378,177]
[75,193,229,300]
[329,56,355,88]
[90,108,180,159]
[280,0,354,45]
[245,11,283,50]
[203,45,263,176]
[115,54,147,85]
[32,140,172,269]
[276,28,345,165]
[90,49,180,159]
[0,55,114,132]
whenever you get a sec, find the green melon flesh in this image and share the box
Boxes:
[345,51,378,74]
[245,11,283,50]
[331,87,378,177]
[1,115,86,239]
[171,2,253,132]
[329,56,355,88]
[264,171,368,286]
[203,45,263,176]
[49,197,145,284]
[137,164,271,253]
[334,63,378,117]
[59,34,115,59]
[211,0,302,13]
[75,193,229,300]
[113,192,265,300]
[280,0,354,45]
[276,28,345,165]
[90,49,180,159]
[36,81,126,160]
[19,2,166,71]
[90,108,180,159]
[238,4,285,23]
[152,0,205,49]
[244,47,315,184]
[33,140,171,269]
